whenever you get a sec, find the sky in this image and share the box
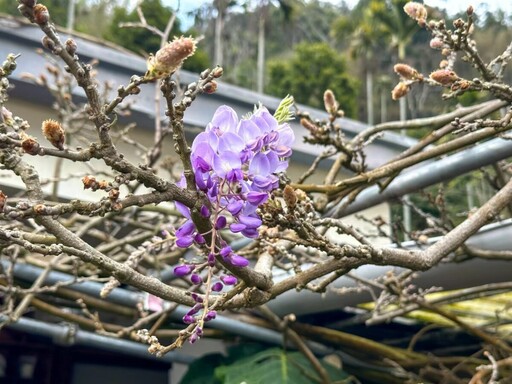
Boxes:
[162,0,512,30]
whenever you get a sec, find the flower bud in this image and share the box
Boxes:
[441,48,451,56]
[211,282,223,292]
[467,5,474,16]
[403,2,427,23]
[439,60,449,69]
[221,275,237,285]
[429,38,444,50]
[82,175,97,189]
[391,82,410,100]
[33,4,49,25]
[174,264,194,277]
[65,38,77,56]
[212,66,223,78]
[146,36,197,79]
[430,69,459,85]
[393,63,421,80]
[203,80,218,94]
[323,89,338,115]
[283,185,297,211]
[41,119,65,149]
[41,35,56,52]
[21,136,40,155]
[453,18,464,29]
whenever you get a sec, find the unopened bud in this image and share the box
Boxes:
[403,2,427,23]
[430,69,459,85]
[109,189,120,201]
[439,60,449,69]
[467,5,473,16]
[41,35,56,52]
[212,66,223,78]
[429,38,443,50]
[393,63,421,80]
[33,4,49,24]
[300,117,319,134]
[203,80,218,94]
[441,48,451,56]
[146,36,196,79]
[41,119,65,150]
[391,82,410,100]
[1,107,13,126]
[0,190,6,212]
[323,89,338,115]
[21,136,40,155]
[65,38,77,56]
[283,185,297,211]
[453,18,464,29]
[82,175,97,189]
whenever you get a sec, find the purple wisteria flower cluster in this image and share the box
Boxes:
[172,104,294,340]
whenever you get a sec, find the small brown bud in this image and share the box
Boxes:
[458,79,471,90]
[393,63,421,80]
[323,89,338,115]
[203,80,218,94]
[441,48,451,56]
[33,4,49,24]
[453,18,464,29]
[128,86,140,95]
[212,66,224,78]
[41,119,65,150]
[466,5,474,16]
[21,136,40,155]
[418,234,429,244]
[97,180,108,190]
[300,117,319,134]
[0,190,6,212]
[283,185,297,211]
[65,38,77,56]
[391,82,410,100]
[146,36,197,79]
[33,204,46,214]
[403,2,428,23]
[439,60,449,69]
[430,69,459,85]
[82,175,96,189]
[109,189,120,201]
[41,35,55,52]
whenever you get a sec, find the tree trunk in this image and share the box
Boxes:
[366,69,374,125]
[214,4,224,66]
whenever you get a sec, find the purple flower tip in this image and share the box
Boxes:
[190,274,203,285]
[219,246,232,258]
[174,264,193,277]
[229,254,249,267]
[194,233,206,244]
[215,215,227,229]
[207,253,216,266]
[176,235,194,248]
[204,310,217,321]
[191,293,203,303]
[183,314,196,324]
[221,275,238,285]
[211,282,223,292]
[189,333,199,344]
[200,205,210,217]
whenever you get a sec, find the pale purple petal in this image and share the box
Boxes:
[229,254,249,267]
[249,152,270,176]
[213,151,241,178]
[209,105,238,135]
[218,132,245,154]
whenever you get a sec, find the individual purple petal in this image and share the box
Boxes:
[189,333,199,344]
[190,274,202,285]
[218,132,245,154]
[175,201,191,219]
[227,200,244,215]
[176,235,194,248]
[242,228,259,238]
[204,310,217,321]
[238,215,262,229]
[183,314,196,324]
[226,168,243,182]
[209,105,239,135]
[211,282,223,292]
[213,151,241,179]
[229,254,249,267]
[176,221,195,238]
[237,119,262,143]
[249,152,270,176]
[229,223,246,233]
[207,253,216,266]
[221,275,238,285]
[215,215,227,229]
[276,122,295,147]
[254,107,278,132]
[246,191,268,206]
[195,327,203,337]
[188,303,203,315]
[195,171,207,191]
[174,264,194,277]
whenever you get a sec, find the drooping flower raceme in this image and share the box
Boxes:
[173,102,294,339]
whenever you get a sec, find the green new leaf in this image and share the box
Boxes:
[274,95,295,124]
